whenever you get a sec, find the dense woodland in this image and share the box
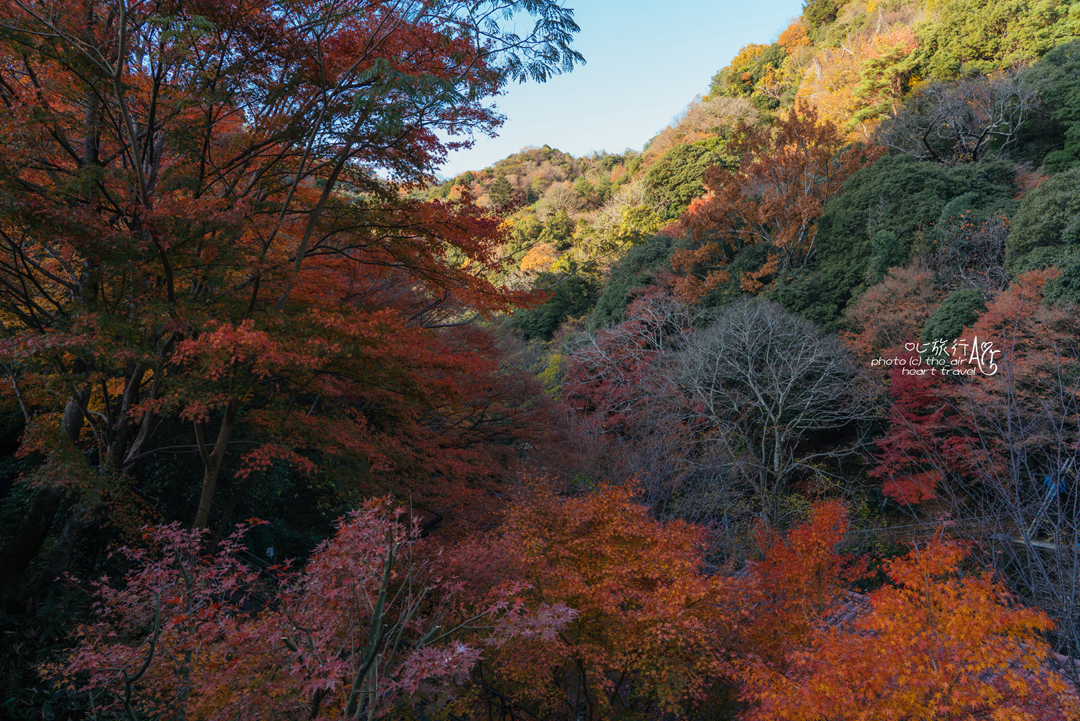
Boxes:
[3,0,1080,718]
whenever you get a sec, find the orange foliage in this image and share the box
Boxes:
[842,262,945,362]
[520,242,560,274]
[777,19,811,52]
[737,501,866,666]
[744,536,1072,720]
[799,49,865,135]
[671,104,881,302]
[960,268,1067,367]
[947,267,1080,460]
[476,482,731,718]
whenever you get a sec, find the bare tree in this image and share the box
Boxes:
[562,292,762,554]
[563,295,877,550]
[645,95,758,161]
[930,212,1011,292]
[540,181,584,218]
[959,358,1080,683]
[675,299,879,511]
[876,70,1042,164]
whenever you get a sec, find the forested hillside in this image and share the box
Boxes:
[3,0,1080,718]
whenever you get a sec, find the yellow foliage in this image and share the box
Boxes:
[798,48,866,139]
[520,242,559,274]
[777,19,811,51]
[536,351,566,398]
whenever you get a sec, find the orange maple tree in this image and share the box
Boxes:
[744,536,1073,720]
[735,501,866,667]
[670,104,880,302]
[461,481,732,720]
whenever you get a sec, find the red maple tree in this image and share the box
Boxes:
[0,0,582,600]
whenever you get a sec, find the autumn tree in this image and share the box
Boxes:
[735,500,865,668]
[932,271,1080,668]
[467,482,732,721]
[0,0,582,603]
[670,104,880,303]
[744,537,1073,721]
[842,260,944,363]
[564,288,702,435]
[644,95,758,161]
[852,27,920,126]
[50,500,573,719]
[868,269,1078,507]
[868,354,974,505]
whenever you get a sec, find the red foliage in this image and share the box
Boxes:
[869,356,957,504]
[842,262,944,362]
[737,501,866,666]
[562,287,693,435]
[49,500,573,719]
[0,0,569,532]
[869,269,1080,506]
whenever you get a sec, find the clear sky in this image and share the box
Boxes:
[438,0,805,178]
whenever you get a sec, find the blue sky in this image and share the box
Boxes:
[438,0,805,178]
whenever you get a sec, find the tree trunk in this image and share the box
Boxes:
[10,499,103,606]
[0,393,90,605]
[207,478,248,555]
[0,484,64,601]
[193,398,240,529]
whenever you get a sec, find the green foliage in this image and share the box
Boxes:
[1043,261,1080,304]
[692,134,735,163]
[711,43,788,102]
[1006,166,1080,302]
[573,175,593,198]
[915,0,1080,79]
[867,230,908,285]
[702,243,780,307]
[513,215,544,248]
[590,234,676,327]
[513,273,599,341]
[1,585,90,719]
[1014,41,1080,169]
[1007,166,1080,270]
[765,268,838,327]
[805,0,840,32]
[595,173,613,202]
[1025,40,1080,171]
[644,144,721,219]
[809,155,1016,328]
[920,288,986,349]
[490,172,513,206]
[538,210,575,251]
